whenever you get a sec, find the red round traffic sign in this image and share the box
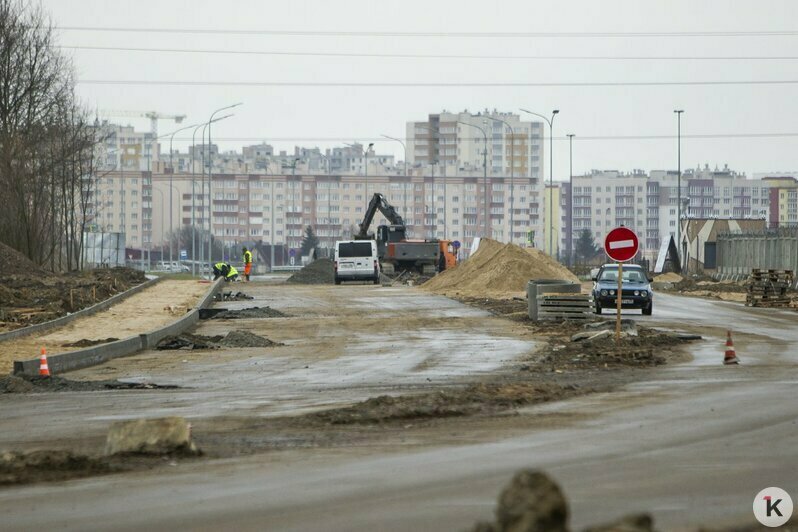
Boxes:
[604,227,639,262]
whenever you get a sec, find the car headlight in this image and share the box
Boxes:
[634,290,640,296]
[601,290,608,296]
[641,290,648,297]
[609,290,616,296]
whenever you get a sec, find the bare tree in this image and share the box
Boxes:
[0,0,101,270]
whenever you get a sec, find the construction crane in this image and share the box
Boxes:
[99,110,187,139]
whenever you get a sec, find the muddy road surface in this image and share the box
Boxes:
[1,286,796,531]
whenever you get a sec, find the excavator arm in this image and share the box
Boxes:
[355,193,405,239]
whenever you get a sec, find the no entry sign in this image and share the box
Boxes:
[604,227,639,262]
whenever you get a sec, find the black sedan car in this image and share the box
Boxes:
[592,264,653,315]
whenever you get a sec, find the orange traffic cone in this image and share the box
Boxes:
[39,347,50,376]
[723,331,739,365]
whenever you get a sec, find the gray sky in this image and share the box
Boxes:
[43,0,798,180]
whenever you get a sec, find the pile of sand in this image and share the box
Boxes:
[653,272,683,283]
[422,239,578,299]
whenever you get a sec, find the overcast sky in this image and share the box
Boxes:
[42,0,798,180]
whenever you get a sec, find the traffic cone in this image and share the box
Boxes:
[39,347,50,376]
[723,331,739,365]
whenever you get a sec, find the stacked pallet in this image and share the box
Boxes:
[746,269,793,307]
[537,293,594,320]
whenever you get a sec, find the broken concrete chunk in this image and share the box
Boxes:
[105,417,199,456]
[583,513,655,532]
[583,319,638,337]
[495,470,569,532]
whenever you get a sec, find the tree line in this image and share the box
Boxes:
[0,0,102,271]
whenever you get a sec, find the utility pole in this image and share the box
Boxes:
[567,133,575,266]
[674,109,684,251]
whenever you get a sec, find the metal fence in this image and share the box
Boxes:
[717,228,798,274]
[82,232,126,268]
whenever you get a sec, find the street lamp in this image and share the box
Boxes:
[167,122,201,266]
[520,109,559,255]
[488,116,515,244]
[381,134,409,220]
[674,109,684,250]
[456,120,488,238]
[207,103,243,265]
[567,133,575,266]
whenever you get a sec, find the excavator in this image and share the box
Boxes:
[355,193,457,275]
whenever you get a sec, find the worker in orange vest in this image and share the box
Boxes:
[242,246,253,282]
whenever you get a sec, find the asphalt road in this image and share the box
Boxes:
[1,287,797,531]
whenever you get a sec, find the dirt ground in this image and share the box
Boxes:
[0,280,210,373]
[0,267,147,332]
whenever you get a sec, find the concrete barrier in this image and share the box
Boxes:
[13,279,223,377]
[527,280,581,321]
[0,277,162,343]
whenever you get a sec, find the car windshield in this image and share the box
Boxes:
[598,268,646,283]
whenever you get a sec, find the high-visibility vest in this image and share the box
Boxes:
[243,250,252,264]
[226,265,239,278]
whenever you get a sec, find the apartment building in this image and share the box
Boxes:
[559,165,772,264]
[89,170,542,260]
[406,109,546,245]
[94,121,160,172]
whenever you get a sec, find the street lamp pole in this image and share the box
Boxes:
[168,123,200,266]
[489,116,514,244]
[456,120,488,238]
[674,109,684,249]
[207,103,243,266]
[190,123,204,276]
[520,109,559,255]
[567,134,575,266]
[381,134,408,216]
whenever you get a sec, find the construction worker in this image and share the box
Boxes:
[242,246,253,282]
[212,262,239,282]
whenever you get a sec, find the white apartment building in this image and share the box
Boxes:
[406,109,546,245]
[560,165,772,264]
[94,121,160,172]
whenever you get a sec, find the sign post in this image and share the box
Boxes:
[603,227,640,343]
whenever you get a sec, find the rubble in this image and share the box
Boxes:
[220,330,283,348]
[0,375,179,393]
[423,239,578,299]
[156,330,282,350]
[105,417,200,456]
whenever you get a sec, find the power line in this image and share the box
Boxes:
[59,45,798,61]
[56,26,798,38]
[79,79,798,87]
[159,132,798,142]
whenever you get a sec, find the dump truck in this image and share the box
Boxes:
[355,193,457,275]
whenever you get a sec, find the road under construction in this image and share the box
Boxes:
[1,243,797,531]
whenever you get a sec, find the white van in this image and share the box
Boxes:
[334,240,380,285]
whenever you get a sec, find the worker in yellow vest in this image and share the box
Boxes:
[242,247,253,281]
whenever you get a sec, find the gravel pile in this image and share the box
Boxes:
[286,259,334,285]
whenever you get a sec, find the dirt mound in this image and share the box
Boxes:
[0,375,179,393]
[286,258,334,284]
[156,330,282,349]
[654,272,683,283]
[0,450,115,485]
[0,242,48,276]
[156,333,223,350]
[423,239,578,299]
[62,337,119,348]
[211,306,287,319]
[221,330,283,348]
[0,267,147,331]
[312,382,574,425]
